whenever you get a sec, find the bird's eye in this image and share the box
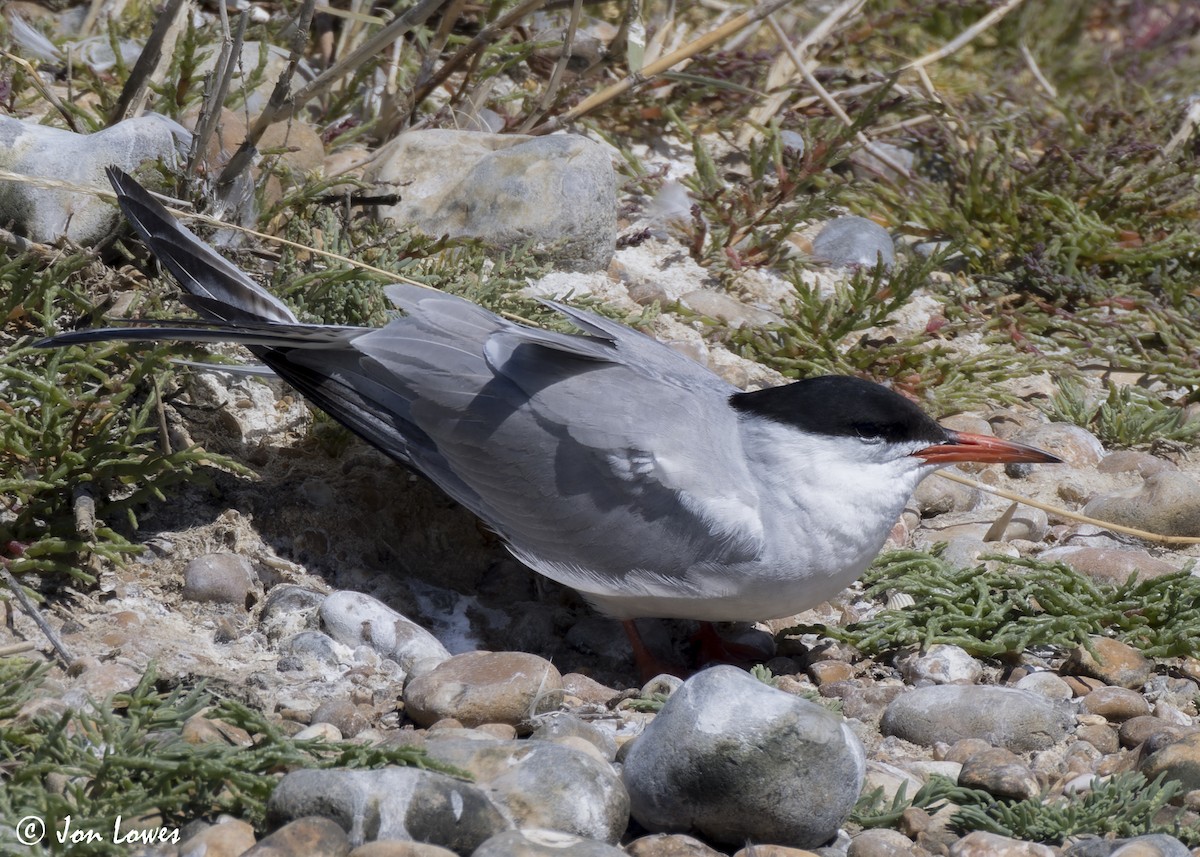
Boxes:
[854,426,885,444]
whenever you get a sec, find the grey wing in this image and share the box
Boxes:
[357,291,766,591]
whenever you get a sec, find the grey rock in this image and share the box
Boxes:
[1084,471,1200,537]
[1062,834,1193,857]
[958,748,1039,800]
[1039,545,1181,586]
[851,142,914,182]
[403,651,563,733]
[365,130,617,271]
[0,114,186,244]
[679,290,783,328]
[470,829,627,857]
[898,644,982,685]
[779,130,806,157]
[531,713,618,761]
[622,665,864,848]
[811,216,895,269]
[423,735,628,842]
[194,41,314,117]
[320,590,450,672]
[624,833,724,857]
[1013,671,1073,702]
[280,631,342,669]
[1011,424,1105,468]
[912,472,981,516]
[847,828,919,857]
[267,767,509,851]
[881,685,1071,752]
[950,831,1054,856]
[182,553,257,607]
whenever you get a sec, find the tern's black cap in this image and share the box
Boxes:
[729,375,948,445]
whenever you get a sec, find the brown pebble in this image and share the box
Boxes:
[403,651,563,733]
[625,833,725,857]
[1075,723,1119,754]
[1080,686,1152,722]
[1118,715,1188,749]
[1062,675,1107,697]
[1063,637,1152,689]
[311,700,372,738]
[181,715,253,747]
[179,819,257,857]
[950,830,1055,856]
[561,672,620,705]
[808,660,854,685]
[348,839,459,857]
[477,722,518,740]
[942,738,993,765]
[899,806,931,837]
[242,816,349,857]
[959,748,1039,800]
[732,846,819,857]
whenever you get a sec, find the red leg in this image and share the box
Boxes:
[622,620,687,682]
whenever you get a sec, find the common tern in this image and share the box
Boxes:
[38,168,1061,674]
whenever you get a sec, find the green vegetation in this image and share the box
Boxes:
[0,659,457,857]
[1042,377,1200,448]
[787,548,1200,658]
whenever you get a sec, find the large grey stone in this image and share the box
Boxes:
[365,130,617,271]
[881,685,1072,752]
[320,590,450,672]
[0,114,186,244]
[622,665,864,848]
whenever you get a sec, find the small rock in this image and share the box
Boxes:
[531,713,618,762]
[1061,834,1194,856]
[881,686,1071,752]
[0,114,186,244]
[913,473,980,516]
[863,761,924,806]
[899,644,982,685]
[1084,472,1200,537]
[267,767,508,851]
[679,290,782,328]
[181,714,253,747]
[182,553,257,607]
[1097,450,1177,477]
[178,818,257,857]
[560,673,620,706]
[312,699,373,738]
[471,829,627,856]
[850,142,914,182]
[1038,546,1180,586]
[243,816,350,857]
[260,585,327,640]
[1014,671,1073,702]
[848,828,920,857]
[366,130,617,271]
[1118,716,1189,749]
[1076,722,1120,754]
[1138,731,1200,792]
[421,735,628,842]
[808,660,855,686]
[950,831,1055,856]
[624,834,725,857]
[1080,686,1152,722]
[731,846,821,857]
[320,591,450,672]
[348,840,458,856]
[1063,638,1152,689]
[958,748,1040,800]
[280,631,343,669]
[294,723,343,742]
[622,665,864,848]
[403,651,563,733]
[811,216,895,268]
[1011,423,1105,468]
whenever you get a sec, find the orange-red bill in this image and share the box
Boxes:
[913,431,1063,465]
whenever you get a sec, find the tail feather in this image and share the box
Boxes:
[105,166,298,325]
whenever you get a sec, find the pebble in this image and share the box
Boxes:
[811,215,895,269]
[622,665,864,848]
[531,712,618,761]
[1061,834,1194,856]
[320,590,451,672]
[848,828,920,857]
[1063,638,1152,689]
[957,748,1039,800]
[365,130,617,271]
[1084,472,1200,537]
[348,840,458,856]
[181,714,253,747]
[1014,671,1073,702]
[402,651,563,732]
[560,673,620,706]
[0,113,186,244]
[471,829,627,856]
[280,631,343,669]
[898,644,982,685]
[243,816,350,857]
[950,831,1055,856]
[1097,450,1177,477]
[63,659,141,709]
[731,846,821,857]
[1038,546,1180,585]
[311,699,373,738]
[912,473,981,516]
[182,553,257,607]
[177,818,257,857]
[294,722,343,742]
[260,585,328,640]
[863,760,924,805]
[1076,722,1120,754]
[624,834,725,856]
[421,735,628,842]
[881,685,1071,752]
[1080,686,1152,721]
[267,767,508,852]
[1010,423,1106,468]
[1138,731,1200,792]
[809,660,855,686]
[1117,716,1187,749]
